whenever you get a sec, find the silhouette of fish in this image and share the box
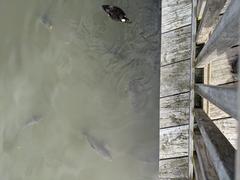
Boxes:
[102,5,131,23]
[82,131,112,161]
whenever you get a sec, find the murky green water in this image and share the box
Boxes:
[0,0,160,179]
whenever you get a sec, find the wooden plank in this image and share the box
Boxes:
[189,0,197,178]
[196,0,240,67]
[195,84,238,120]
[194,129,219,180]
[214,118,238,149]
[193,152,204,180]
[235,121,240,180]
[162,0,192,33]
[160,125,188,159]
[161,25,191,66]
[195,109,235,180]
[220,0,231,15]
[160,60,190,97]
[196,0,226,44]
[160,92,189,128]
[208,102,230,120]
[210,55,238,86]
[197,0,206,20]
[237,63,240,180]
[159,157,188,179]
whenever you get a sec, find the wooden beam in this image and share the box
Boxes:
[194,129,219,180]
[195,84,238,120]
[196,0,226,44]
[193,152,204,180]
[196,0,206,20]
[189,0,197,178]
[236,63,240,179]
[195,109,235,180]
[195,0,240,67]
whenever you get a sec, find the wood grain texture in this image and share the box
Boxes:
[214,118,238,149]
[196,0,226,44]
[160,125,188,159]
[193,153,204,180]
[195,109,235,180]
[159,157,188,179]
[196,0,240,67]
[161,25,191,66]
[203,50,238,120]
[160,92,189,128]
[208,102,230,120]
[195,84,238,120]
[162,0,192,33]
[160,60,190,97]
[210,56,238,86]
[194,129,219,180]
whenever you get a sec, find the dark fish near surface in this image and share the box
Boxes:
[82,131,112,161]
[102,5,131,23]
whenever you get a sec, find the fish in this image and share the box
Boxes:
[82,131,112,161]
[102,5,131,23]
[24,115,43,128]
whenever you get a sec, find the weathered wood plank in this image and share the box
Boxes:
[162,0,192,33]
[237,127,240,179]
[160,125,188,159]
[214,118,238,149]
[210,56,238,86]
[197,0,206,20]
[193,152,204,180]
[194,129,219,180]
[196,0,226,44]
[237,67,240,179]
[196,0,240,67]
[195,84,238,120]
[189,0,197,177]
[161,25,191,66]
[160,92,189,128]
[195,109,235,180]
[208,102,230,120]
[220,0,231,15]
[160,60,190,97]
[159,157,188,179]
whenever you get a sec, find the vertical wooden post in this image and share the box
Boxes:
[189,0,197,179]
[236,45,240,180]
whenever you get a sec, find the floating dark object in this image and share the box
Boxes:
[102,5,131,23]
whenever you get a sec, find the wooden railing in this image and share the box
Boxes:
[190,0,239,179]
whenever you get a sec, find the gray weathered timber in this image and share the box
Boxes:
[162,0,192,33]
[196,0,206,19]
[196,0,226,44]
[194,129,219,180]
[159,157,188,179]
[237,127,240,179]
[195,0,240,68]
[210,56,238,86]
[189,0,197,178]
[195,109,235,180]
[160,125,188,159]
[160,92,189,128]
[220,0,231,15]
[161,25,191,66]
[193,153,204,180]
[195,83,238,120]
[160,60,190,97]
[236,65,240,180]
[214,118,238,149]
[208,102,230,120]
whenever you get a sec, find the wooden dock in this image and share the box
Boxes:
[159,0,239,179]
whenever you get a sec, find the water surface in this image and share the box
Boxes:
[0,0,160,179]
